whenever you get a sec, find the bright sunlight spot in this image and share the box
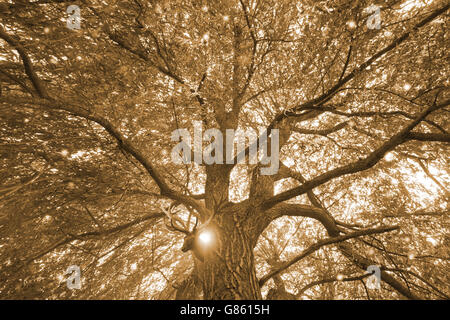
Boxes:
[198,230,213,246]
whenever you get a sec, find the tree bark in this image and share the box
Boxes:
[196,201,262,299]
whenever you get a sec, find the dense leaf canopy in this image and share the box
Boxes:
[0,0,448,299]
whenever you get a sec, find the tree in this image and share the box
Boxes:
[0,0,448,300]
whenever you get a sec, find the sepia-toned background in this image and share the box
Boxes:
[0,0,448,300]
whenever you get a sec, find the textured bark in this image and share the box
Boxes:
[175,271,203,300]
[197,203,262,299]
[204,164,232,213]
[1,1,448,301]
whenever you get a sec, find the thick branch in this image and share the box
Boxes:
[24,211,164,266]
[1,12,208,215]
[230,4,449,167]
[292,121,348,136]
[0,27,49,98]
[305,4,450,107]
[406,132,450,143]
[0,27,209,216]
[105,27,205,107]
[296,273,371,298]
[274,4,449,124]
[265,202,338,236]
[262,99,449,209]
[259,225,399,286]
[263,202,423,299]
[1,96,210,217]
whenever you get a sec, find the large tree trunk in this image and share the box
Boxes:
[193,154,274,299]
[197,204,262,299]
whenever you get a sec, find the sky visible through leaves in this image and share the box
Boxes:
[0,0,448,300]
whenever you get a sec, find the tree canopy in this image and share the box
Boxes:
[0,0,448,299]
